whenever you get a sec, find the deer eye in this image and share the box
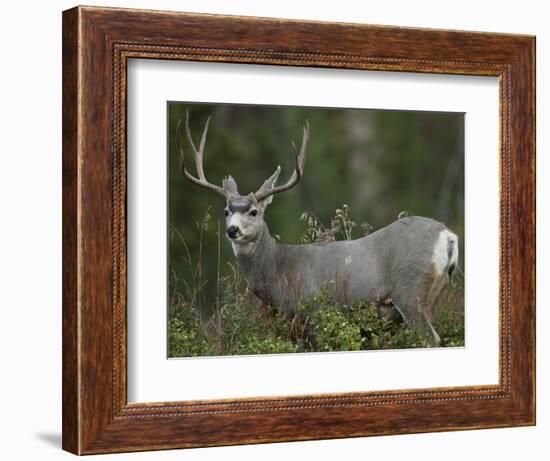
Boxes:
[224,209,230,217]
[249,209,258,217]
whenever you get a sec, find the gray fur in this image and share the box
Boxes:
[226,196,458,346]
[177,114,458,346]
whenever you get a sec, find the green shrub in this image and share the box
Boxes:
[313,307,363,352]
[168,205,465,357]
[168,303,209,357]
[433,308,465,347]
[168,280,464,357]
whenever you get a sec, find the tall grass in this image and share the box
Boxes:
[168,206,465,358]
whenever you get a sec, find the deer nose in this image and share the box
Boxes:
[226,225,239,239]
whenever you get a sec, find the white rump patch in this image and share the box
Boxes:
[432,229,459,276]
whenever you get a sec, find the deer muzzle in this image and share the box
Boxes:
[226,225,239,239]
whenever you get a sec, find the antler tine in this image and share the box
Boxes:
[184,110,211,182]
[255,120,310,202]
[176,110,226,197]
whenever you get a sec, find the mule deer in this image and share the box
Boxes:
[176,111,459,346]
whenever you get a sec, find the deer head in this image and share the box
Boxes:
[176,110,309,252]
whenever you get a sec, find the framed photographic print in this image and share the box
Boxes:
[62,5,535,455]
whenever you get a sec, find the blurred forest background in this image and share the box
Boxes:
[168,102,464,319]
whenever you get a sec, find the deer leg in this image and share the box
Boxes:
[377,301,402,323]
[258,303,278,321]
[424,273,451,323]
[392,299,441,347]
[417,311,441,347]
[302,320,318,350]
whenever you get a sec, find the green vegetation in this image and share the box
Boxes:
[168,206,465,358]
[168,272,465,358]
[168,103,465,311]
[168,103,465,357]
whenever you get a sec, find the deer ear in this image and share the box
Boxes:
[222,175,239,195]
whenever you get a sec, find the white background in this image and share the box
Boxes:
[0,1,546,460]
[128,61,499,402]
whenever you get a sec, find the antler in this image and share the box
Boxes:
[254,120,310,202]
[176,110,227,197]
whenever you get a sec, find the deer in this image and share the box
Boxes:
[175,111,459,346]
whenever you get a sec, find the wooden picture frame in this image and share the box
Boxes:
[62,5,535,455]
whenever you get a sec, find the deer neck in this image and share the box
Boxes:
[232,222,276,261]
[233,223,278,286]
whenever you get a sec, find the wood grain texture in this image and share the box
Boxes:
[62,5,536,455]
[61,7,79,454]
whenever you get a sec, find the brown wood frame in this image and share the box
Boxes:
[62,5,536,455]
